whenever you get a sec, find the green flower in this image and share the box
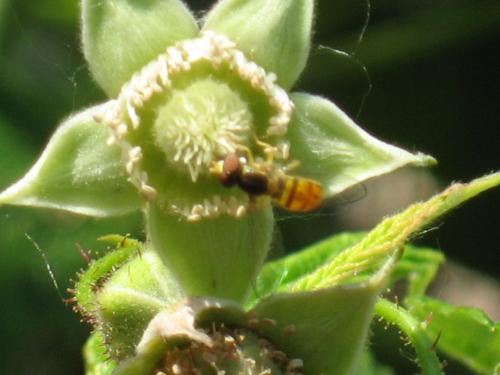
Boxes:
[0,0,433,302]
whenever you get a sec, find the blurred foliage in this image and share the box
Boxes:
[0,0,498,373]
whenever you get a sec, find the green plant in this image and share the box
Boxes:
[0,1,498,374]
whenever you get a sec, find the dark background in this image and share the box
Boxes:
[0,0,498,373]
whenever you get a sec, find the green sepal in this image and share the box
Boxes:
[113,337,166,375]
[250,253,398,375]
[204,0,313,90]
[0,104,141,217]
[75,235,140,318]
[95,247,185,359]
[83,332,117,375]
[147,203,274,302]
[82,0,199,97]
[74,235,185,361]
[406,296,500,375]
[288,93,436,199]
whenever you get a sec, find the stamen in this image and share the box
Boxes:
[169,194,265,222]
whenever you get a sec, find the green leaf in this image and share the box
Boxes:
[204,0,313,90]
[290,173,500,292]
[407,296,500,375]
[288,93,436,199]
[249,232,366,305]
[0,104,142,217]
[251,253,398,375]
[82,0,199,97]
[375,298,444,375]
[391,246,445,297]
[249,232,444,306]
[83,332,117,375]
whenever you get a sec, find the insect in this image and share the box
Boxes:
[211,152,324,212]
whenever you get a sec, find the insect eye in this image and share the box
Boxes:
[222,154,242,176]
[217,153,242,188]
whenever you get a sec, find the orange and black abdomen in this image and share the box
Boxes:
[273,176,324,212]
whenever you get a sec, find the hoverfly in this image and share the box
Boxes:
[211,151,324,212]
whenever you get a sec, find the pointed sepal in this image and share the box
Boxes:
[83,332,117,375]
[74,236,185,360]
[0,104,141,217]
[204,0,314,90]
[94,247,186,359]
[82,0,199,97]
[288,93,436,199]
[250,254,398,375]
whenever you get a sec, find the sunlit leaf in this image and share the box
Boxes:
[407,296,500,375]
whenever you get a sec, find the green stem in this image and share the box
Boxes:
[375,298,444,375]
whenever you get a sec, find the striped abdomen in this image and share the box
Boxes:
[272,176,324,212]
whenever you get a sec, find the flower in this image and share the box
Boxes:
[0,0,436,373]
[0,0,434,302]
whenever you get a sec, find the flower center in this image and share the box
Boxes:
[96,31,295,220]
[153,79,252,181]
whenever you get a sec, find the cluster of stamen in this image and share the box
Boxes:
[94,101,157,199]
[96,30,294,215]
[164,99,251,181]
[171,194,269,222]
[154,325,303,375]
